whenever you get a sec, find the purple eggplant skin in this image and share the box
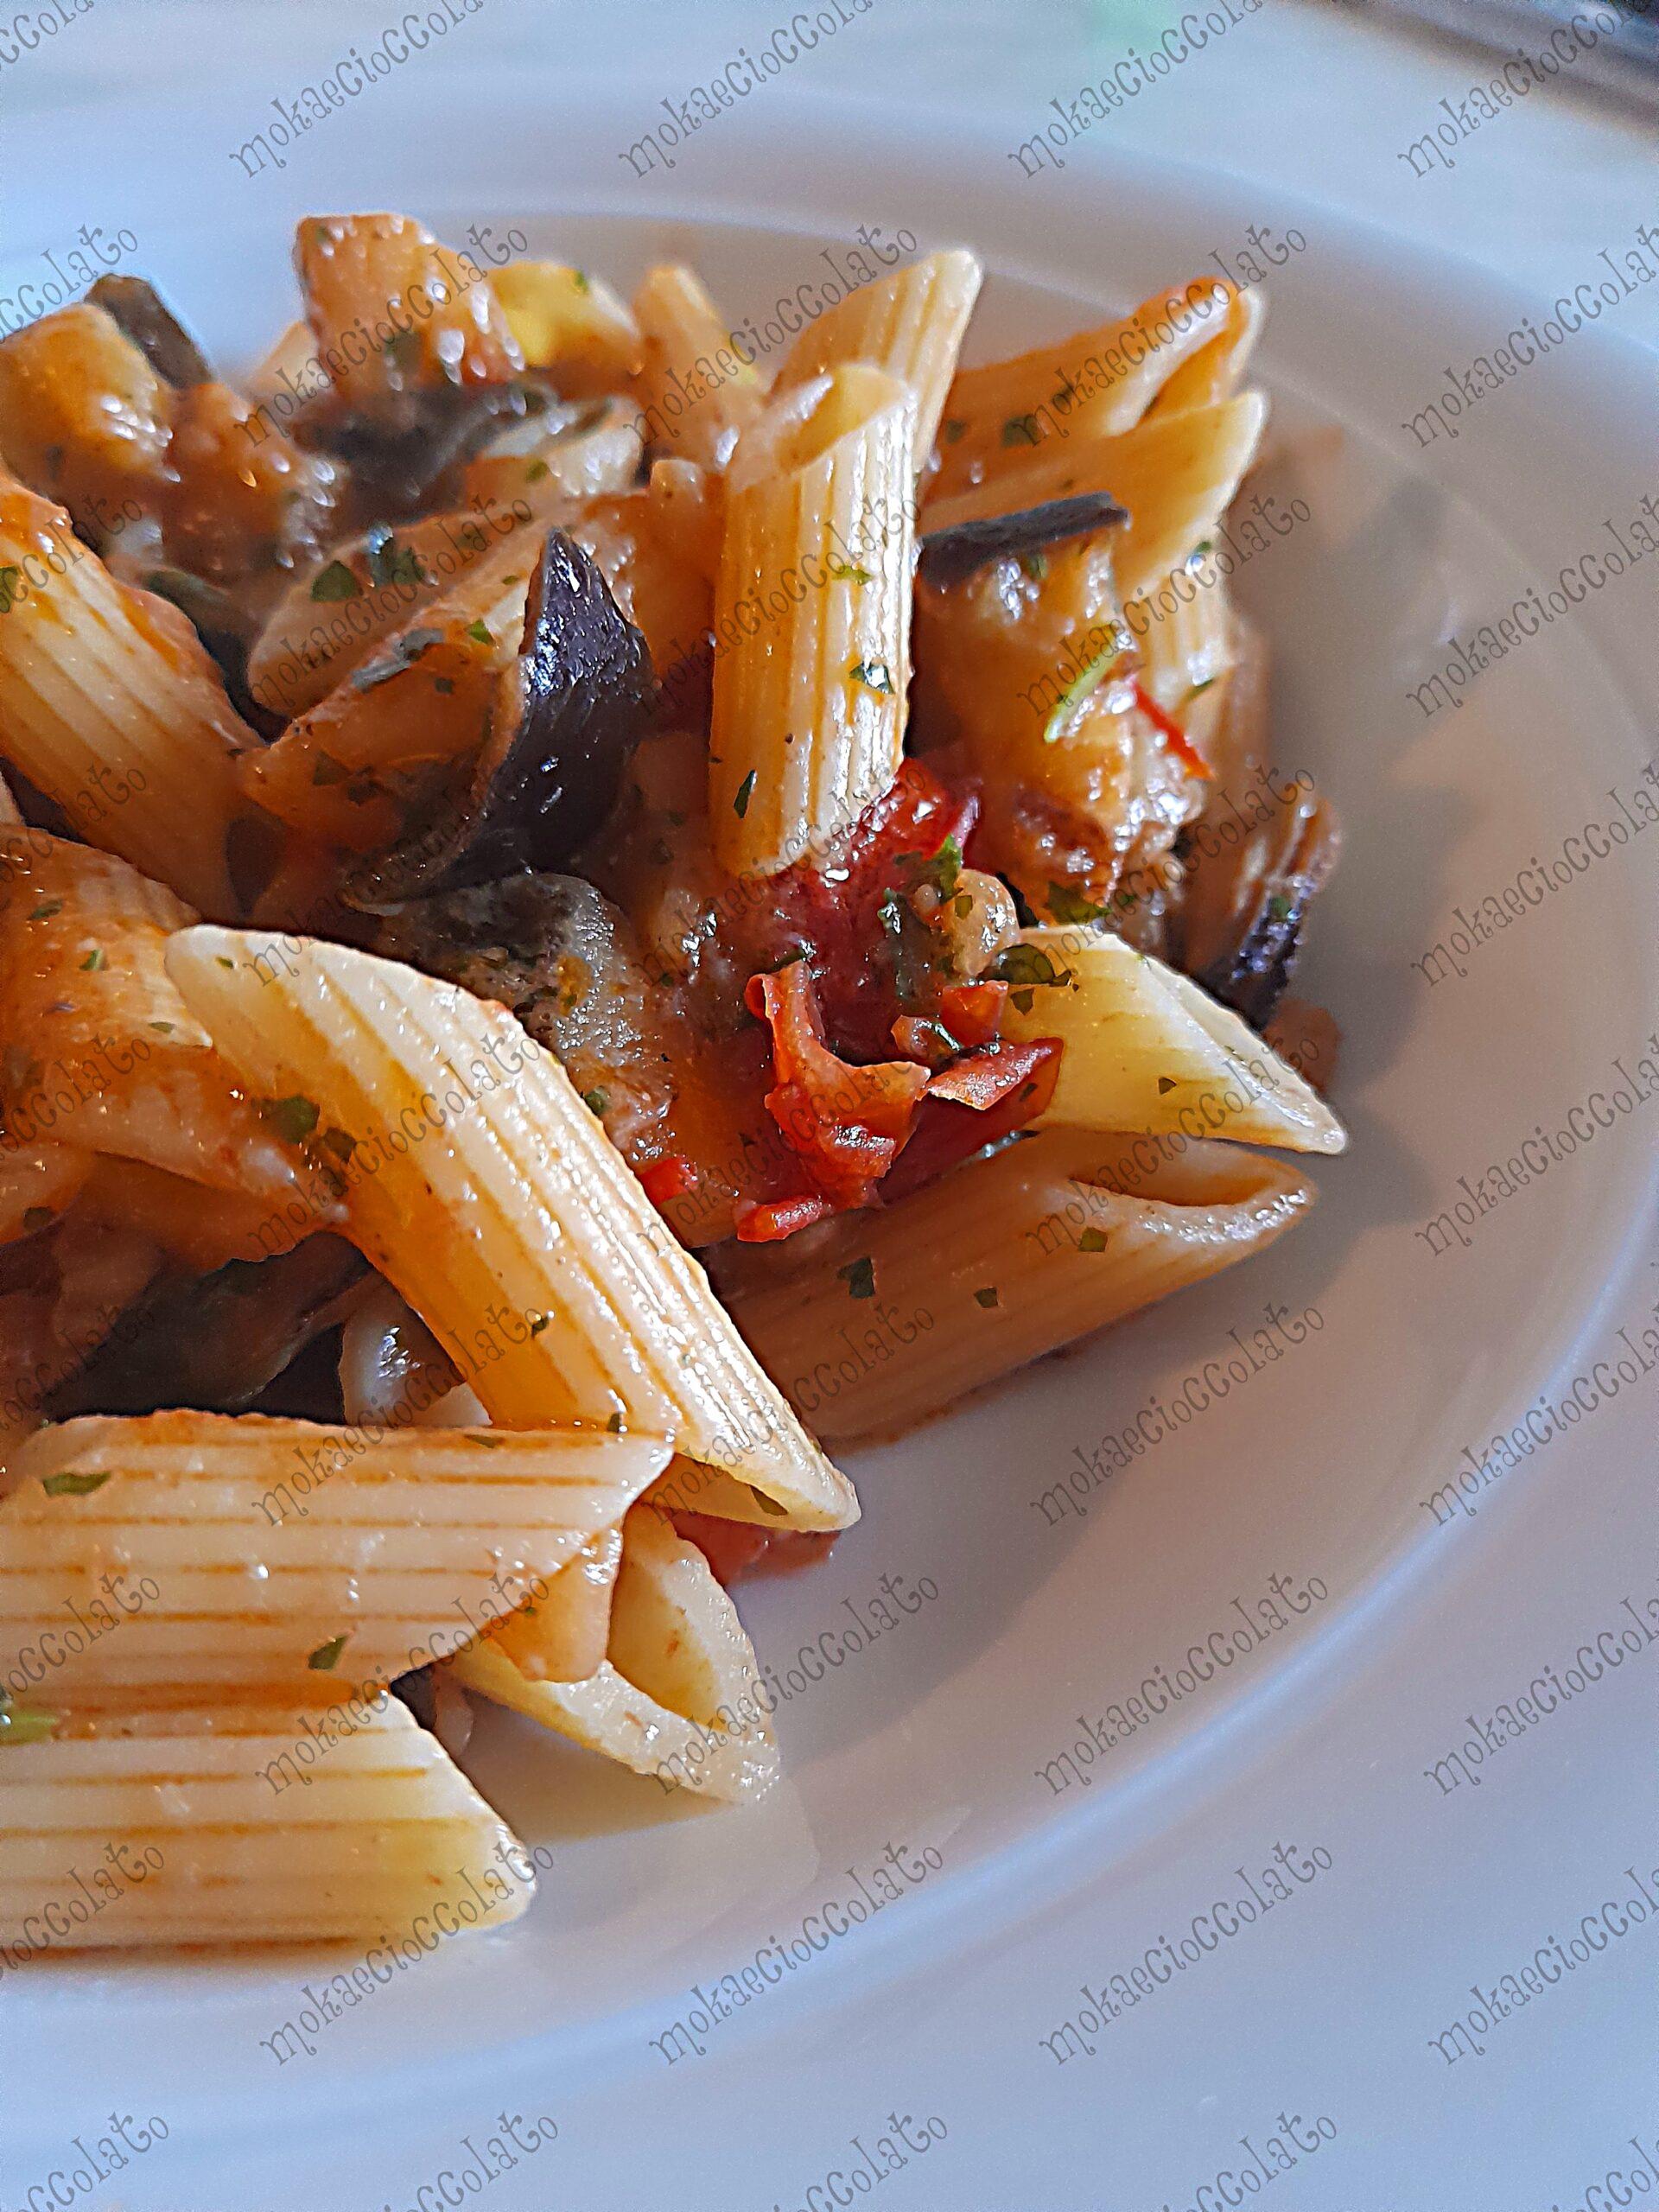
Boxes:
[918,491,1129,588]
[86,274,213,389]
[344,529,657,908]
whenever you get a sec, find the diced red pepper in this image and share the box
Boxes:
[1133,678,1213,780]
[925,1038,1052,1109]
[936,979,1007,1050]
[880,1039,1063,1202]
[639,1154,699,1209]
[733,1192,836,1243]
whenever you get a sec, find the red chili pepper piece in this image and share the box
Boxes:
[639,1155,699,1208]
[1132,678,1213,779]
[733,1192,836,1243]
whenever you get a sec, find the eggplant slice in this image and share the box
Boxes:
[1179,781,1342,1032]
[344,529,656,909]
[297,377,556,517]
[918,492,1128,587]
[47,1235,368,1419]
[85,274,213,389]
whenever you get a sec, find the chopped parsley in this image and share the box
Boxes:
[606,1412,623,1433]
[901,834,962,901]
[307,1634,349,1672]
[1043,624,1133,745]
[41,1468,112,1497]
[309,561,360,603]
[0,1694,57,1744]
[524,458,550,482]
[1001,415,1041,448]
[1266,893,1294,923]
[1156,1077,1178,1095]
[149,1021,175,1035]
[464,618,492,645]
[1045,882,1107,926]
[257,1094,321,1144]
[571,269,591,293]
[734,770,757,818]
[28,901,60,921]
[1078,1228,1108,1252]
[942,417,968,443]
[352,626,442,691]
[1019,550,1048,582]
[991,944,1074,992]
[828,558,873,584]
[528,1311,551,1337]
[79,947,105,972]
[582,1088,609,1116]
[973,1287,1000,1309]
[837,1255,876,1300]
[364,527,428,589]
[849,658,894,696]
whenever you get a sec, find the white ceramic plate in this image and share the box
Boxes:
[5,79,1656,2210]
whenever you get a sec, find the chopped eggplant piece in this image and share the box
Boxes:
[86,274,213,389]
[918,491,1129,587]
[344,529,655,906]
[299,378,555,518]
[47,1236,369,1418]
[1183,785,1341,1032]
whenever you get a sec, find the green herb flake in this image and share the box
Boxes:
[1042,624,1133,745]
[606,1412,623,1433]
[27,901,60,921]
[734,769,757,819]
[849,658,894,696]
[22,1205,54,1233]
[257,1094,321,1144]
[1001,415,1041,448]
[41,1468,112,1497]
[1266,893,1294,923]
[364,527,427,589]
[902,833,962,901]
[1157,1076,1178,1095]
[309,561,361,604]
[352,626,442,692]
[991,944,1074,992]
[1045,882,1107,926]
[943,417,968,444]
[528,1311,551,1337]
[582,1088,609,1116]
[307,1634,349,1672]
[524,459,550,483]
[1019,550,1048,582]
[320,1127,357,1163]
[749,1484,787,1518]
[1078,1227,1109,1253]
[827,558,873,584]
[464,619,492,645]
[79,947,105,972]
[0,1699,58,1745]
[215,956,235,970]
[0,564,22,612]
[149,1020,175,1035]
[572,269,591,294]
[973,1287,1000,1309]
[1011,988,1034,1014]
[837,1255,876,1300]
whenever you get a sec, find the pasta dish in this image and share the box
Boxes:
[0,217,1344,1955]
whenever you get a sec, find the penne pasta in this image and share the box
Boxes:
[0,479,262,918]
[0,1409,670,1705]
[710,366,915,875]
[997,927,1346,1153]
[631,264,766,467]
[922,392,1268,609]
[774,249,982,471]
[164,930,859,1531]
[718,1128,1318,1445]
[0,1699,529,1952]
[491,261,644,396]
[929,277,1230,499]
[450,1504,778,1802]
[1148,282,1264,415]
[0,832,306,1206]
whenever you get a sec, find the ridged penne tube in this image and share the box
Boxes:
[451,1505,778,1802]
[1131,567,1234,713]
[0,1410,670,1705]
[486,1527,620,1684]
[0,1700,529,1953]
[922,393,1267,608]
[929,277,1230,498]
[710,367,915,876]
[0,480,259,917]
[1149,283,1264,415]
[165,931,858,1531]
[0,833,304,1205]
[774,249,982,470]
[717,1129,1317,1446]
[998,929,1345,1153]
[632,265,766,467]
